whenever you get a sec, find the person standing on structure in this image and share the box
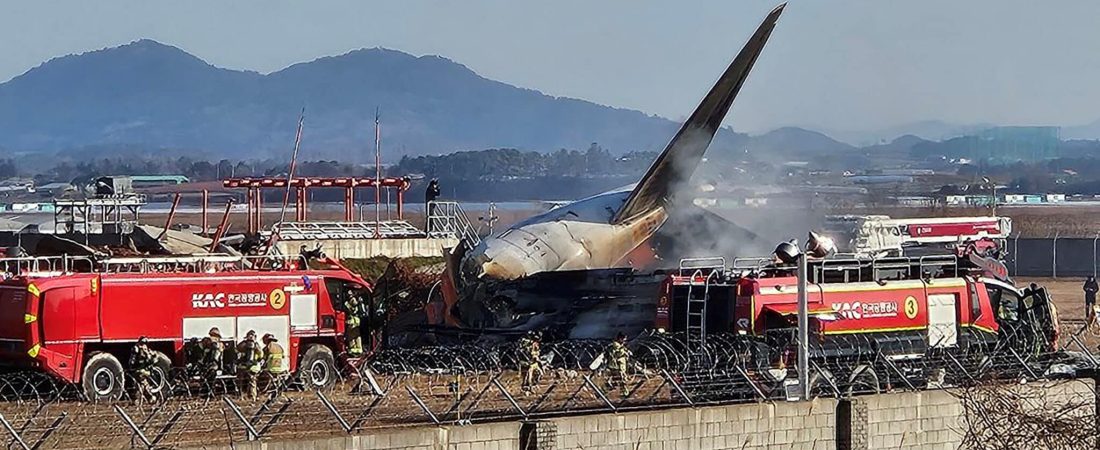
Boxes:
[518,331,542,394]
[1085,276,1099,325]
[129,336,157,405]
[236,330,263,400]
[605,333,631,395]
[262,333,288,394]
[425,179,441,232]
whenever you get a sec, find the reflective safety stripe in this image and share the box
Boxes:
[23,314,36,324]
[27,344,40,358]
[265,343,287,373]
[26,284,39,297]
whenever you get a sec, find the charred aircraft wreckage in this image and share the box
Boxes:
[395,5,787,344]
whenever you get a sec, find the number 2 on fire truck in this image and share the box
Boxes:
[269,289,287,310]
[904,296,918,320]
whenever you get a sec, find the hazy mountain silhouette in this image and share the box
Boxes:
[823,120,995,146]
[0,40,754,159]
[748,127,854,158]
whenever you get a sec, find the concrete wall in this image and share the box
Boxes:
[847,389,965,450]
[198,422,518,450]
[843,379,1094,450]
[544,399,837,450]
[277,236,458,259]
[187,381,1095,450]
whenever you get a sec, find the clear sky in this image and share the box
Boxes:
[3,1,1099,135]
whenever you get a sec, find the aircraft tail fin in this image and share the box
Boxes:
[612,3,785,225]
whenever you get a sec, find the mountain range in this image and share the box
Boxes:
[1,40,1093,163]
[0,40,733,160]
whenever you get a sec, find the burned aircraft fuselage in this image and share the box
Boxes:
[460,187,666,281]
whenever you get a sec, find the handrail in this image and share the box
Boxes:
[427,201,480,246]
[0,256,97,275]
[0,253,334,275]
[678,257,725,274]
[695,253,968,285]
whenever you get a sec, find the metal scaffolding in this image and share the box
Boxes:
[52,195,146,235]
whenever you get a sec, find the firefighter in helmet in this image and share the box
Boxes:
[184,337,203,376]
[518,330,542,394]
[605,332,632,395]
[202,327,224,379]
[261,333,288,394]
[344,291,366,357]
[129,336,158,405]
[236,330,263,400]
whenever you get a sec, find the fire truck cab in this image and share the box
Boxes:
[0,255,371,401]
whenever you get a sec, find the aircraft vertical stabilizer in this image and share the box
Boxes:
[612,3,785,224]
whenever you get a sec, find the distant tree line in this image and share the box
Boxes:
[392,144,657,180]
[3,143,658,186]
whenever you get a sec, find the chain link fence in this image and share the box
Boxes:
[1006,235,1100,278]
[0,329,1091,449]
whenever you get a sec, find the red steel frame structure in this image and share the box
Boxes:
[223,177,412,234]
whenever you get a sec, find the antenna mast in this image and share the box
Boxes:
[278,108,306,228]
[374,108,382,238]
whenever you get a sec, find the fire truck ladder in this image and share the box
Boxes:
[684,270,721,354]
[679,257,725,353]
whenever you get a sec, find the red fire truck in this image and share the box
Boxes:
[0,255,371,401]
[821,215,1011,258]
[656,250,1059,394]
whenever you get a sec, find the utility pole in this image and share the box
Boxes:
[981,176,999,217]
[797,251,810,401]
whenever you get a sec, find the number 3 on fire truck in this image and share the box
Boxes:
[269,289,287,310]
[904,296,919,320]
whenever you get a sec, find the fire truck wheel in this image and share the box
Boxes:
[300,345,337,390]
[83,352,125,402]
[146,351,173,399]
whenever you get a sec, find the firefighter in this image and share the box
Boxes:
[261,333,288,393]
[605,333,632,395]
[297,245,310,269]
[344,292,366,357]
[203,327,224,379]
[184,337,203,376]
[1085,276,1099,324]
[235,330,263,400]
[129,337,157,405]
[518,331,542,394]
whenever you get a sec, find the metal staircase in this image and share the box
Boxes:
[427,201,481,246]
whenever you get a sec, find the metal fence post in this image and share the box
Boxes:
[0,413,31,450]
[1013,234,1019,277]
[1093,233,1099,279]
[1053,232,1059,279]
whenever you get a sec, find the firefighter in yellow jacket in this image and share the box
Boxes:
[606,332,631,395]
[261,333,288,394]
[518,331,542,393]
[344,293,366,357]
